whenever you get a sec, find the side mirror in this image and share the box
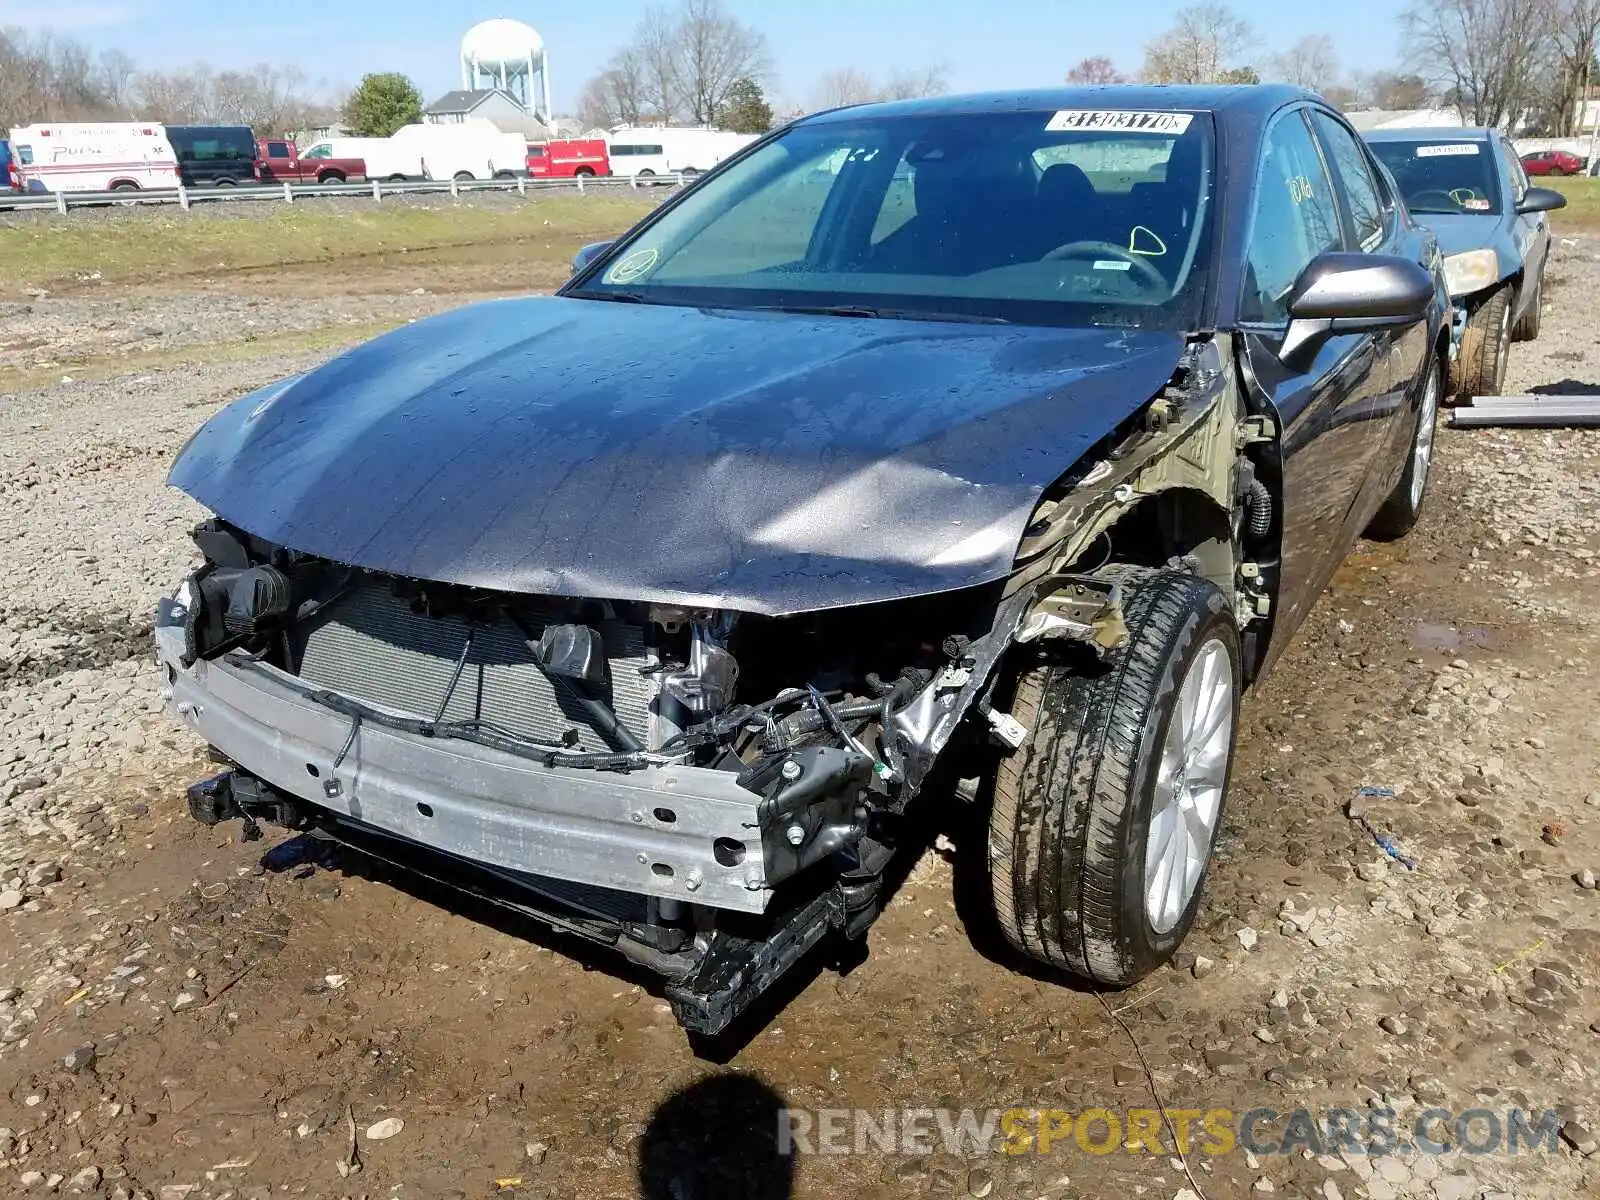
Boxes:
[1516,186,1567,215]
[571,240,614,277]
[1279,251,1435,372]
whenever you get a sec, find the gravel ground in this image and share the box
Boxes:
[0,237,1597,1200]
[0,294,449,380]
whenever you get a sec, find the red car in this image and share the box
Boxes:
[1520,148,1584,177]
[526,138,610,178]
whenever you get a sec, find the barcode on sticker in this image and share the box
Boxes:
[1416,144,1480,157]
[1046,110,1194,134]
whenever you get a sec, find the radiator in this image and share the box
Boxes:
[293,584,656,752]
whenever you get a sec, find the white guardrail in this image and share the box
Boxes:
[1,173,686,214]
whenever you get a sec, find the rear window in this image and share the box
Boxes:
[17,144,34,165]
[1367,138,1501,215]
[528,146,547,158]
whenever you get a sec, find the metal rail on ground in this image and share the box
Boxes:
[1449,395,1600,428]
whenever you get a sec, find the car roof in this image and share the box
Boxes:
[800,84,1316,125]
[1363,127,1496,142]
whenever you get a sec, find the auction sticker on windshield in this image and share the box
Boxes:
[1416,144,1480,157]
[605,247,659,284]
[1046,110,1194,134]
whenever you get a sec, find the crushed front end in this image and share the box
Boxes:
[155,519,1021,1035]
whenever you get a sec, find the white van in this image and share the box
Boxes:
[385,120,528,181]
[607,126,756,178]
[8,122,179,193]
[605,134,672,180]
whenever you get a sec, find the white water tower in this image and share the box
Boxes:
[460,18,551,125]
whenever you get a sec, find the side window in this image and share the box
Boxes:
[267,141,289,158]
[1310,111,1386,251]
[303,146,328,159]
[1242,111,1343,323]
[1503,139,1529,200]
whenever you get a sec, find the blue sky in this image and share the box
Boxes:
[0,0,1411,111]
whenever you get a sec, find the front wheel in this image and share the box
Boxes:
[318,172,345,185]
[1367,357,1441,540]
[1450,286,1511,399]
[988,567,1241,985]
[452,171,475,182]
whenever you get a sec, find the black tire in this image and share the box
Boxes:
[1450,286,1511,399]
[453,171,475,182]
[574,166,596,177]
[988,566,1241,985]
[1367,356,1441,540]
[214,178,236,188]
[1511,270,1543,342]
[318,171,345,185]
[109,181,139,192]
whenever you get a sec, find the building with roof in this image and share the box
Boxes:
[424,88,549,140]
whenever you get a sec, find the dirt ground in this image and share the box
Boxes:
[0,204,1597,1200]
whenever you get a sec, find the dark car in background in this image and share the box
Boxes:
[1367,128,1566,398]
[158,85,1448,1037]
[1520,148,1584,177]
[166,124,259,187]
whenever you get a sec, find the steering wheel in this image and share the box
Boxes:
[1409,189,1468,210]
[1042,240,1167,288]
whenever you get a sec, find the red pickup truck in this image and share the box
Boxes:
[526,138,609,178]
[256,138,366,185]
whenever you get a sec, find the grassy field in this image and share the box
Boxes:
[1548,176,1600,231]
[0,194,658,295]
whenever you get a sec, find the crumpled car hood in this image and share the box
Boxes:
[169,296,1185,615]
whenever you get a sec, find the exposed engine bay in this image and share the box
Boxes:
[158,334,1275,1036]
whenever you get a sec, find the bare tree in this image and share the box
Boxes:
[1354,68,1433,109]
[676,0,770,123]
[1141,3,1255,84]
[635,6,685,121]
[0,29,50,128]
[133,64,215,125]
[1269,33,1341,91]
[1403,0,1551,126]
[882,63,950,99]
[1066,55,1128,85]
[811,67,880,110]
[208,64,313,134]
[579,49,648,130]
[807,64,949,110]
[1548,0,1600,135]
[96,48,138,116]
[0,27,123,124]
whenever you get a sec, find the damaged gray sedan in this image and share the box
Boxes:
[157,85,1449,1036]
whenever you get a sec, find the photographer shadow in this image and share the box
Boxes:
[638,1073,795,1200]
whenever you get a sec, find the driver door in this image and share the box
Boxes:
[1236,107,1389,659]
